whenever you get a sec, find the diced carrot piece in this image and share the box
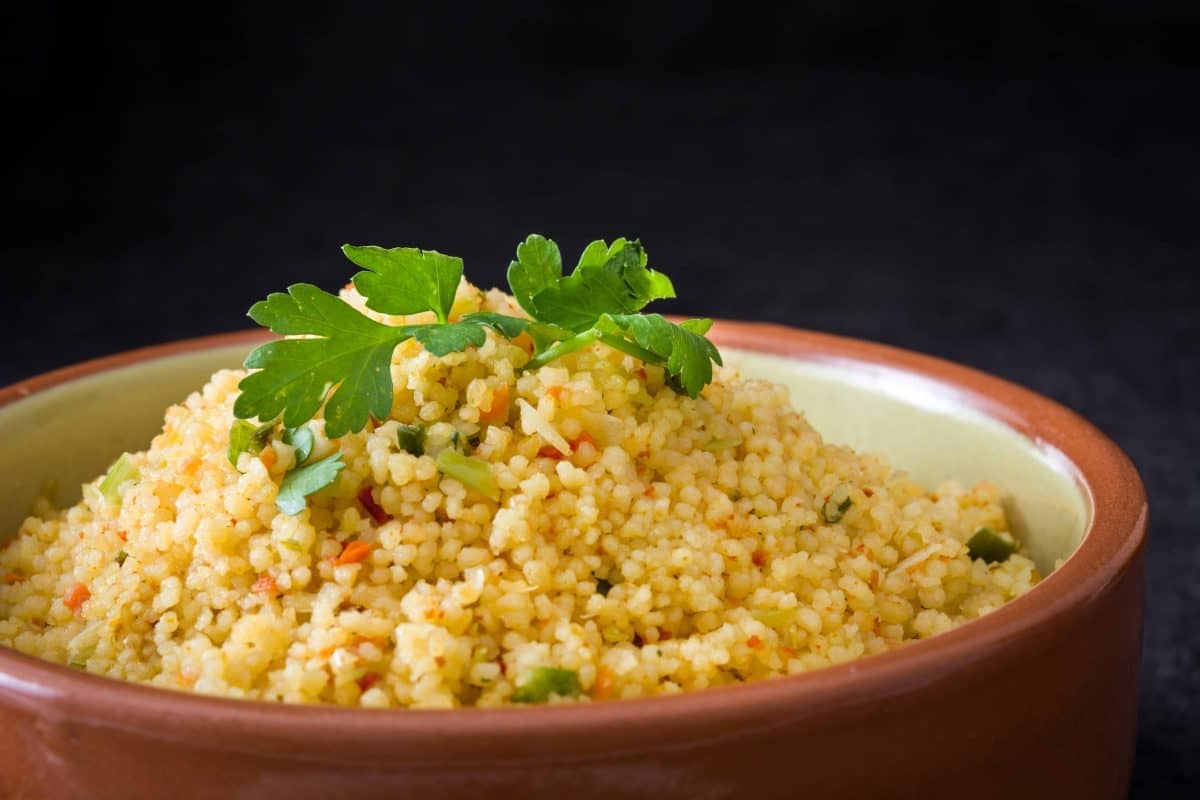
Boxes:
[331,540,372,566]
[64,583,90,612]
[260,448,277,469]
[657,626,672,641]
[537,445,565,459]
[570,431,596,451]
[3,572,24,585]
[751,549,768,567]
[479,384,510,425]
[746,635,764,651]
[593,666,615,700]
[117,530,128,542]
[357,672,382,692]
[545,385,563,399]
[780,646,797,659]
[251,575,279,596]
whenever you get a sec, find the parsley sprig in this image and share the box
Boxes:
[235,234,721,438]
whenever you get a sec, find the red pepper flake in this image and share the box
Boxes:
[64,583,90,612]
[780,646,797,658]
[570,431,596,451]
[251,575,279,596]
[751,549,768,567]
[545,385,564,399]
[434,656,446,668]
[746,635,764,651]
[633,367,648,382]
[496,657,507,676]
[357,486,392,524]
[657,627,672,641]
[117,530,128,542]
[331,540,373,566]
[357,671,382,692]
[537,445,565,459]
[3,572,25,585]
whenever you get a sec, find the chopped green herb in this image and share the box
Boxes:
[69,661,87,670]
[280,539,304,552]
[276,453,345,515]
[701,437,741,452]
[99,453,139,506]
[822,483,853,524]
[436,450,499,501]
[512,666,581,704]
[595,577,613,597]
[227,419,276,468]
[283,425,315,464]
[967,527,1018,564]
[601,626,627,644]
[396,424,427,456]
[115,550,129,566]
[449,430,467,453]
[235,235,723,437]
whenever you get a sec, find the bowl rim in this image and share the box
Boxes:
[0,324,1147,752]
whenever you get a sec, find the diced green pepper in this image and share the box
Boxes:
[967,527,1018,564]
[512,666,580,704]
[99,453,140,505]
[436,449,499,501]
[396,424,427,456]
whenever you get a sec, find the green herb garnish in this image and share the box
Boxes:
[276,453,345,515]
[283,425,315,464]
[435,449,499,501]
[512,666,581,704]
[396,424,426,456]
[595,577,613,597]
[967,527,1018,564]
[821,483,853,524]
[99,453,139,506]
[235,235,722,437]
[115,550,129,566]
[228,419,276,468]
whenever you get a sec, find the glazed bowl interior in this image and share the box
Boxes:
[0,341,1088,574]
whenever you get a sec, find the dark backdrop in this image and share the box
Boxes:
[4,3,1197,797]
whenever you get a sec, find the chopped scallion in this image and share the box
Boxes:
[512,666,580,704]
[821,483,853,524]
[436,449,499,501]
[99,453,139,506]
[228,419,276,468]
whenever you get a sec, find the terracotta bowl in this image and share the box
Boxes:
[0,325,1147,800]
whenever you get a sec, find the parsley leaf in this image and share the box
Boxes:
[283,425,315,464]
[507,234,563,318]
[276,453,345,515]
[601,313,722,398]
[235,284,406,438]
[343,245,462,323]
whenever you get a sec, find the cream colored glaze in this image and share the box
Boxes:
[0,345,1087,574]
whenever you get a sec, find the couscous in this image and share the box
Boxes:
[0,238,1039,708]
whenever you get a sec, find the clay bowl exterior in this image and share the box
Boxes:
[0,325,1147,800]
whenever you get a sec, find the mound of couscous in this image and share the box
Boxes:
[0,282,1039,708]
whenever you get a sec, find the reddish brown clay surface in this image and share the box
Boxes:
[0,324,1147,800]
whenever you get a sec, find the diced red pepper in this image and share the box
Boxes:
[357,671,382,692]
[751,549,768,567]
[746,635,764,651]
[357,486,391,524]
[251,575,279,596]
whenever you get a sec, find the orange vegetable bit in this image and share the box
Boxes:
[331,540,372,566]
[545,385,564,399]
[537,445,566,460]
[511,332,535,354]
[479,384,510,425]
[593,666,615,701]
[251,574,279,596]
[64,582,90,612]
[3,572,25,585]
[259,447,278,469]
[751,548,768,567]
[746,635,764,651]
[780,646,797,659]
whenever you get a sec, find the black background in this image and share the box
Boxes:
[4,3,1197,796]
